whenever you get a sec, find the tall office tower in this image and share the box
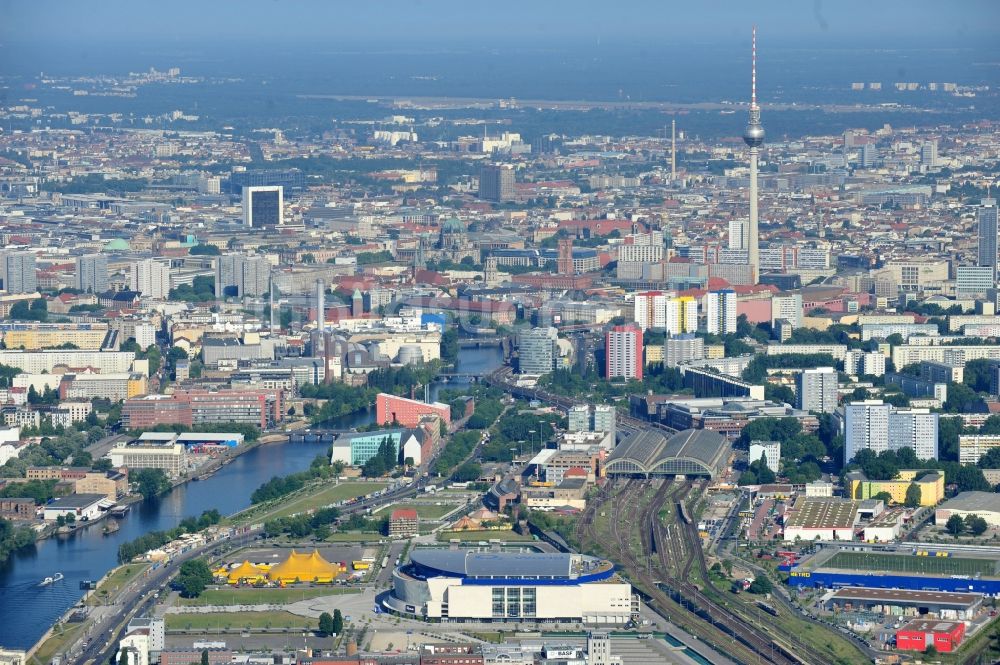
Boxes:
[977,198,999,281]
[518,326,559,375]
[478,163,515,202]
[845,400,940,462]
[567,404,590,432]
[633,291,667,331]
[216,253,271,298]
[796,367,838,413]
[742,26,765,284]
[605,324,643,381]
[705,289,738,335]
[74,254,109,294]
[728,219,747,250]
[242,185,284,228]
[1,251,37,294]
[664,296,698,336]
[859,143,877,169]
[557,238,574,275]
[592,405,616,437]
[920,140,938,168]
[130,259,171,299]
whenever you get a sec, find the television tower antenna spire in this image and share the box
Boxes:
[742,25,765,284]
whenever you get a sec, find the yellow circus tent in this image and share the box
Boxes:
[267,549,342,584]
[227,560,266,585]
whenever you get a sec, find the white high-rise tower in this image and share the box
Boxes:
[742,26,765,283]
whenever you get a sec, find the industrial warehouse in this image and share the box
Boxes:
[387,549,635,624]
[603,428,729,478]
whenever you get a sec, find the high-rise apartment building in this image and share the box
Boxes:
[920,140,938,168]
[705,289,738,335]
[74,254,109,294]
[130,259,171,300]
[796,367,838,413]
[605,324,643,381]
[518,327,558,375]
[633,291,667,331]
[592,405,616,436]
[478,164,515,202]
[665,296,698,337]
[845,400,939,462]
[771,293,803,328]
[728,219,747,250]
[1,251,37,294]
[216,254,271,298]
[977,198,999,282]
[567,405,590,432]
[242,185,284,228]
[664,334,704,367]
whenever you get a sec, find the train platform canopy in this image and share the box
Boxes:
[604,428,729,478]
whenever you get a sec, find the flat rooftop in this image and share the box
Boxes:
[898,618,964,633]
[830,587,982,607]
[784,497,860,530]
[47,493,109,508]
[939,491,1000,513]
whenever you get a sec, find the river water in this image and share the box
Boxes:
[0,346,502,650]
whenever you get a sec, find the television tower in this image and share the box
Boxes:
[742,26,765,283]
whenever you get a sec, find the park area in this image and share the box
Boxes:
[175,586,358,606]
[826,551,998,577]
[165,611,309,632]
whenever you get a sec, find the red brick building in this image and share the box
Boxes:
[160,650,232,665]
[896,619,965,653]
[376,393,450,429]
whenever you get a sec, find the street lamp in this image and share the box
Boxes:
[527,430,536,453]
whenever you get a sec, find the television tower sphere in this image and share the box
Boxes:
[743,122,765,148]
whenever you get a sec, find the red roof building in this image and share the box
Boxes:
[896,619,965,653]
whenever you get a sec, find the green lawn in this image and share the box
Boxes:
[165,611,311,631]
[436,529,533,542]
[826,551,997,576]
[244,482,389,522]
[29,621,88,665]
[177,587,359,606]
[324,531,384,542]
[86,562,151,606]
[379,502,462,519]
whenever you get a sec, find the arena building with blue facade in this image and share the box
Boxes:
[387,549,635,623]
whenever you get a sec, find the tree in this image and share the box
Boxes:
[132,468,171,500]
[946,513,966,538]
[871,491,893,504]
[904,483,922,508]
[176,559,213,598]
[332,609,344,635]
[965,514,988,536]
[318,612,334,637]
[200,650,209,665]
[189,244,221,256]
[943,382,984,413]
[748,576,773,594]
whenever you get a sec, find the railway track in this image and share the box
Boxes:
[596,478,787,665]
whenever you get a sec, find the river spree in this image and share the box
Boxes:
[0,346,502,650]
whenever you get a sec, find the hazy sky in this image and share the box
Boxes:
[2,0,996,46]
